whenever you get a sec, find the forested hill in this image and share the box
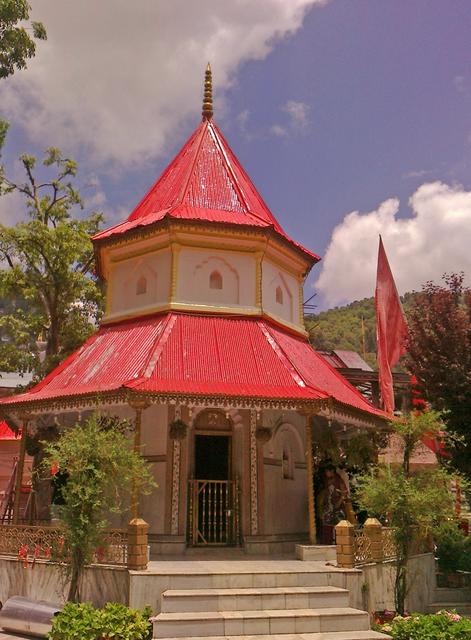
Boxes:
[305,293,415,369]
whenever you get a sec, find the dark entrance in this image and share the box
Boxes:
[189,431,238,546]
[194,435,230,480]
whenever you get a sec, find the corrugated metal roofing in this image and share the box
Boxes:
[0,313,384,418]
[0,421,17,440]
[93,120,318,262]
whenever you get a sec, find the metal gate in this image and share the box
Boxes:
[188,479,239,546]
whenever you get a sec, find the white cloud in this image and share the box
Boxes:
[270,124,288,137]
[270,99,310,138]
[453,74,466,93]
[282,100,310,129]
[315,181,471,307]
[0,0,326,169]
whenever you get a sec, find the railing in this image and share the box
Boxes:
[0,524,127,566]
[188,479,239,546]
[353,528,372,564]
[382,526,397,560]
[337,519,431,568]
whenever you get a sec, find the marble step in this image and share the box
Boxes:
[431,587,471,603]
[161,586,350,613]
[153,631,391,640]
[152,607,370,637]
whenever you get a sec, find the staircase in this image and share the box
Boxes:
[150,563,391,640]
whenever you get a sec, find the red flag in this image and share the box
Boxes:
[375,236,408,414]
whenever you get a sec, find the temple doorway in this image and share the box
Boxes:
[188,411,239,546]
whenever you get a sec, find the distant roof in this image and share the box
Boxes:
[93,119,319,264]
[0,313,385,420]
[317,350,373,372]
[0,371,34,388]
[0,421,18,440]
[333,350,373,372]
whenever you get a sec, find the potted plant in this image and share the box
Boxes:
[168,419,188,441]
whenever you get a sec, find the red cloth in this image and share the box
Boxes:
[375,237,408,414]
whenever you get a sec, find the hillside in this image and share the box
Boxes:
[305,293,415,369]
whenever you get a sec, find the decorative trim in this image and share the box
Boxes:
[249,409,258,535]
[170,404,182,535]
[0,389,386,432]
[170,439,181,535]
[94,218,315,281]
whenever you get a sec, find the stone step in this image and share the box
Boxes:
[161,586,349,613]
[428,602,471,616]
[152,607,370,637]
[153,631,391,640]
[431,587,471,603]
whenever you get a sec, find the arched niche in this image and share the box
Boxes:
[123,259,157,308]
[268,271,293,322]
[209,270,223,290]
[193,256,240,304]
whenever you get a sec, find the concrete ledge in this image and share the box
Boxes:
[296,545,337,562]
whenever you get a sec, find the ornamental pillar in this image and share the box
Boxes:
[249,409,259,535]
[335,520,355,568]
[129,398,150,522]
[304,413,316,545]
[13,416,30,524]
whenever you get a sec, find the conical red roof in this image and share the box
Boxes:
[93,119,318,261]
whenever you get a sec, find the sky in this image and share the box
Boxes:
[1,0,471,310]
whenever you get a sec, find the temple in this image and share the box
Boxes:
[0,65,387,555]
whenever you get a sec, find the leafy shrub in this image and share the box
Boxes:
[48,602,153,640]
[434,522,467,574]
[375,610,471,639]
[435,521,471,574]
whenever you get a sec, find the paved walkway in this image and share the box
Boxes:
[0,633,36,640]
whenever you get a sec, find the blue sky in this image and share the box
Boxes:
[1,0,471,310]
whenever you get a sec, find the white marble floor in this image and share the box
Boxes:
[139,559,359,575]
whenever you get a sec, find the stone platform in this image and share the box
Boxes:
[127,558,390,639]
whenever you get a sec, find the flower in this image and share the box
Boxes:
[50,461,59,476]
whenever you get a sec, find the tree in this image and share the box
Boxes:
[355,411,461,615]
[0,0,46,79]
[42,414,156,602]
[0,126,103,377]
[406,273,471,478]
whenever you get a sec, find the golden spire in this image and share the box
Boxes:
[202,62,213,120]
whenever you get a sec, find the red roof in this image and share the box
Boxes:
[0,421,18,440]
[93,120,318,262]
[0,313,384,418]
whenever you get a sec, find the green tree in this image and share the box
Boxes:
[0,0,46,79]
[406,273,471,479]
[0,125,103,377]
[43,414,156,602]
[355,411,461,615]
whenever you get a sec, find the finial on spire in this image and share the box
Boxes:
[202,62,213,120]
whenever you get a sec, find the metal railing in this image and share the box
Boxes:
[0,524,127,566]
[188,479,240,546]
[353,528,373,564]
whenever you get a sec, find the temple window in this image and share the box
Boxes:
[136,275,147,295]
[209,270,223,290]
[276,286,283,305]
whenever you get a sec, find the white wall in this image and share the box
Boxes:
[262,412,308,535]
[109,249,171,315]
[261,259,299,326]
[176,248,256,309]
[140,404,168,535]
